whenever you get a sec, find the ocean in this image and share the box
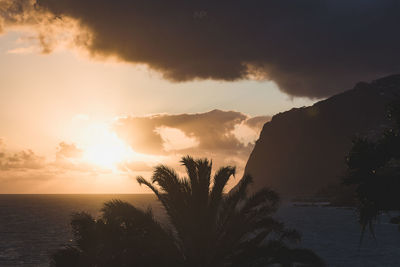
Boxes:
[0,194,399,267]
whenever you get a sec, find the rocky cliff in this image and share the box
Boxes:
[245,74,400,197]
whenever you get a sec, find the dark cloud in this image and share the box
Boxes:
[2,0,399,97]
[114,109,251,155]
[0,0,44,31]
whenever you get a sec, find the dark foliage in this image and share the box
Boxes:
[344,98,400,235]
[52,156,323,266]
[50,201,182,267]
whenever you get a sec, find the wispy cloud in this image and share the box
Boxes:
[7,45,37,54]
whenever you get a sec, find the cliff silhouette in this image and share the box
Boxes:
[245,74,400,198]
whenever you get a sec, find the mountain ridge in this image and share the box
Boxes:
[245,74,400,197]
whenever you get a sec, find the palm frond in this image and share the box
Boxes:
[101,199,155,227]
[195,158,212,208]
[137,176,166,205]
[209,166,236,216]
[218,174,253,229]
[240,187,279,216]
[181,155,198,194]
[151,165,182,194]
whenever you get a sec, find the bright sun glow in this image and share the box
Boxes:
[81,123,134,169]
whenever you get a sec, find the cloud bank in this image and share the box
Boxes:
[0,110,270,192]
[0,149,45,170]
[114,109,268,155]
[2,0,400,97]
[113,110,270,178]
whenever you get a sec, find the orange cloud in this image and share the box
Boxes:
[0,149,45,170]
[56,142,83,160]
[0,110,270,192]
[114,110,271,178]
[114,110,256,155]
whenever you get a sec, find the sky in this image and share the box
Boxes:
[1,0,399,193]
[0,25,315,193]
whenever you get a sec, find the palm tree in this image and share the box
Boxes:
[52,156,323,266]
[344,98,400,237]
[136,156,323,266]
[50,200,182,267]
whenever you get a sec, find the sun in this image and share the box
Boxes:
[81,123,133,169]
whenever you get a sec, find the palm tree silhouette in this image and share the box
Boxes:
[344,98,400,237]
[51,156,323,266]
[136,156,323,266]
[51,200,182,267]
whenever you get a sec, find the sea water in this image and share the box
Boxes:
[0,195,399,267]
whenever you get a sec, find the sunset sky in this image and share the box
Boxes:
[1,0,399,193]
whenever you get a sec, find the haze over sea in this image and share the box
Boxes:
[0,194,399,267]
